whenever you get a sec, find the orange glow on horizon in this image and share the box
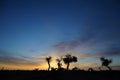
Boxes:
[0,62,95,70]
[0,53,100,70]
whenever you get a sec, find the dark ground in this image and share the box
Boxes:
[0,70,119,80]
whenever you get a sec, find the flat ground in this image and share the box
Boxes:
[0,70,119,80]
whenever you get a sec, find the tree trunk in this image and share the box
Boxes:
[67,63,69,70]
[48,62,50,71]
[107,66,112,71]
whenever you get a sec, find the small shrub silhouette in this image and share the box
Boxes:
[88,68,94,71]
[51,67,57,71]
[33,68,39,71]
[72,67,79,71]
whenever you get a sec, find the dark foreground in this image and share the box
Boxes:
[0,70,119,80]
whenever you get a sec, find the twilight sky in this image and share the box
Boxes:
[0,0,120,70]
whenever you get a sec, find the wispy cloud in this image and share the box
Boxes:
[0,55,39,66]
[0,50,41,66]
[53,31,98,52]
[52,29,120,58]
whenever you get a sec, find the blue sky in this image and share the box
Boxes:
[0,0,120,70]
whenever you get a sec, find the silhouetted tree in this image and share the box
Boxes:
[56,58,62,69]
[100,57,112,70]
[63,54,77,70]
[45,56,52,71]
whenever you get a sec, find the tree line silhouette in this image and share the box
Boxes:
[0,54,116,80]
[45,54,112,71]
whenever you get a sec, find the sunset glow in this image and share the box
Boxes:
[0,0,120,70]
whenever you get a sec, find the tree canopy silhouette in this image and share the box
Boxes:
[63,54,77,70]
[100,57,112,70]
[45,56,52,71]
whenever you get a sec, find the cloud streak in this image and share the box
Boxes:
[0,55,39,66]
[52,28,120,58]
[53,31,99,52]
[0,50,42,66]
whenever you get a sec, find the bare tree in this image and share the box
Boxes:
[63,54,77,70]
[45,56,52,71]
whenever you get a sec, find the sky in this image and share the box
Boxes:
[0,0,120,70]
